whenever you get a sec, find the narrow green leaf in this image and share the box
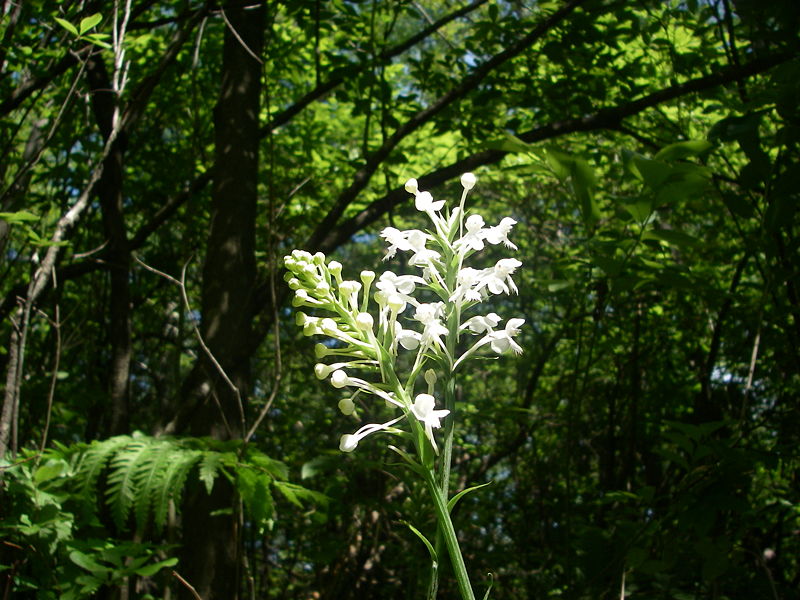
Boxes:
[402,520,438,562]
[447,481,492,513]
[642,229,700,248]
[133,557,178,577]
[69,550,109,575]
[272,480,302,507]
[86,33,112,49]
[54,17,79,36]
[481,572,495,600]
[387,444,425,475]
[482,133,533,154]
[654,140,712,161]
[0,210,39,223]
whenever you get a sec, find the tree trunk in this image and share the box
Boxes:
[177,3,265,598]
[85,53,132,436]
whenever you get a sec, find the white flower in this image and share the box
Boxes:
[394,321,422,350]
[405,230,441,269]
[415,190,445,213]
[414,303,448,354]
[329,370,403,408]
[487,318,525,354]
[462,312,501,334]
[339,280,361,310]
[376,271,424,309]
[405,178,419,194]
[455,214,486,252]
[339,414,405,452]
[381,227,419,259]
[411,393,450,453]
[479,258,522,295]
[484,217,518,250]
[449,267,484,303]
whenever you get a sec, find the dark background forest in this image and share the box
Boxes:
[1,0,799,598]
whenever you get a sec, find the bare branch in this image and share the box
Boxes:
[134,254,243,438]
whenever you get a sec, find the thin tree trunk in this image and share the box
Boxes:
[177,2,265,598]
[86,53,132,436]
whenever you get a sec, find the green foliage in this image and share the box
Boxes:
[1,437,319,596]
[2,0,799,598]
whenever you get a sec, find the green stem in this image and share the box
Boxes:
[427,372,455,599]
[423,466,476,600]
[428,243,462,599]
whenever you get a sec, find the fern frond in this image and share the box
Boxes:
[76,435,134,500]
[153,449,202,531]
[133,440,175,532]
[198,452,223,495]
[105,440,150,530]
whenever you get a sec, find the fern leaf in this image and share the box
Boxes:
[133,440,174,532]
[198,451,223,495]
[76,435,134,500]
[105,440,149,530]
[153,449,201,531]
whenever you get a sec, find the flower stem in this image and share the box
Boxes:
[423,466,476,600]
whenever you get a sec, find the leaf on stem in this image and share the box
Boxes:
[401,520,438,563]
[447,481,493,513]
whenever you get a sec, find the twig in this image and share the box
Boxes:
[172,570,203,600]
[219,7,263,64]
[38,299,61,456]
[133,255,243,436]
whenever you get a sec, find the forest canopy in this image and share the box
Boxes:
[1,1,798,599]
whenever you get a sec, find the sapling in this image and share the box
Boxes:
[285,173,523,600]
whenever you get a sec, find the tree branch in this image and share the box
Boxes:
[313,50,797,253]
[306,0,589,249]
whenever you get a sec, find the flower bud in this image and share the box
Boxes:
[360,270,375,286]
[387,294,405,312]
[405,178,419,194]
[292,289,309,307]
[339,434,358,452]
[355,312,374,331]
[288,278,302,290]
[328,261,342,279]
[314,363,333,380]
[461,172,476,190]
[320,318,339,335]
[424,369,437,386]
[313,252,326,265]
[295,312,308,327]
[331,370,349,388]
[314,343,330,359]
[303,320,320,336]
[339,280,361,296]
[338,398,356,415]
